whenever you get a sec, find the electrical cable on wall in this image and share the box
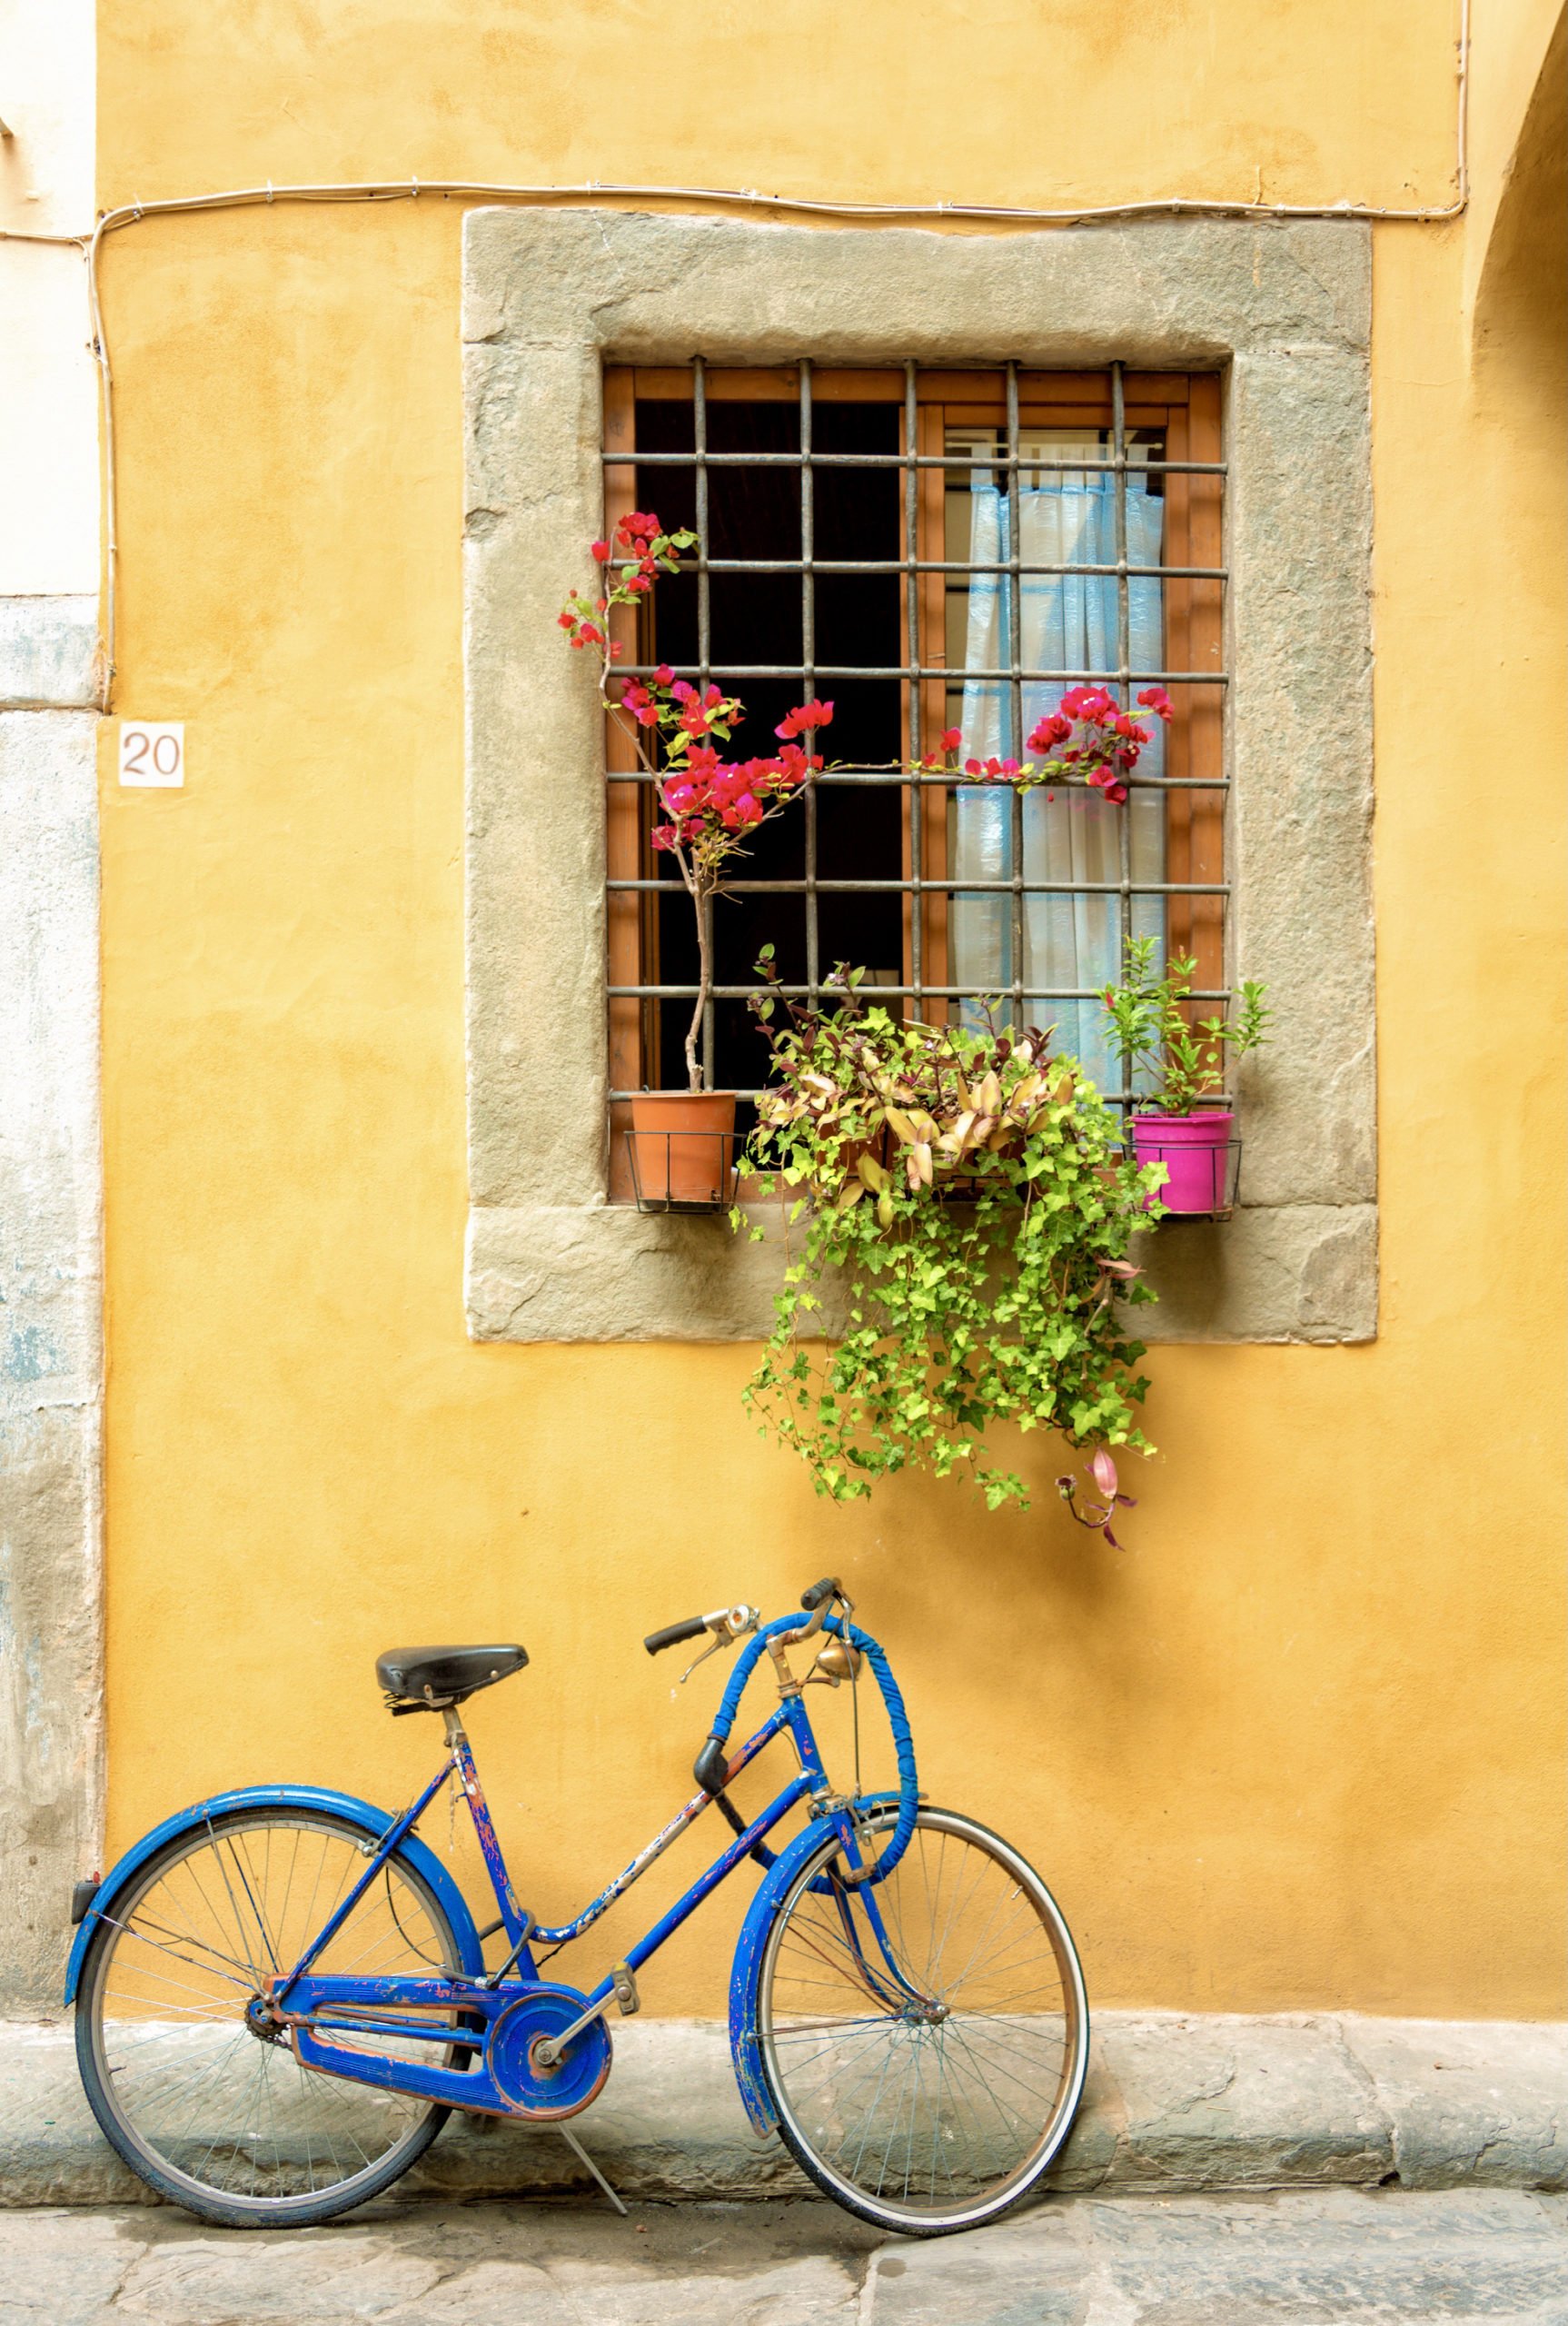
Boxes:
[0,0,1470,713]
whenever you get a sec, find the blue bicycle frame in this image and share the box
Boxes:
[259,1612,921,2128]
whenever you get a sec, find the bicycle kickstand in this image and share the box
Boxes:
[558,2125,629,2217]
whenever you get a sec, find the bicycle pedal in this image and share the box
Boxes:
[611,1961,640,2016]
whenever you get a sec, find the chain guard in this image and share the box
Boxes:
[486,1984,613,2120]
[286,1973,612,2123]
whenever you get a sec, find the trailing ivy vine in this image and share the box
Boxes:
[734,959,1163,1525]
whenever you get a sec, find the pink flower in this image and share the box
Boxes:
[1136,685,1173,723]
[590,541,610,562]
[941,726,962,751]
[1060,685,1116,722]
[650,823,679,850]
[775,699,834,740]
[655,664,675,687]
[1027,711,1073,753]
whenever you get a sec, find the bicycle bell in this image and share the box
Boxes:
[812,1639,862,1685]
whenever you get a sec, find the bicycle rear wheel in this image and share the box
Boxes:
[75,1807,470,2228]
[755,1804,1087,2234]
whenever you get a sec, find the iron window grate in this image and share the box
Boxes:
[602,358,1229,1108]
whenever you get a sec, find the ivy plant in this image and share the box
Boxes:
[733,957,1164,1531]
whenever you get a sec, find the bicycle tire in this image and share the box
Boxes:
[754,1804,1088,2235]
[74,1806,471,2228]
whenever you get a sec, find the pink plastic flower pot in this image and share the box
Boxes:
[1131,1111,1235,1215]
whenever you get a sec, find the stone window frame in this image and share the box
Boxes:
[461,209,1375,1347]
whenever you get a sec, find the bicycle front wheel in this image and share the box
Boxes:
[755,1804,1087,2235]
[75,1807,471,2228]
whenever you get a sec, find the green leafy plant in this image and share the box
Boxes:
[734,956,1163,1530]
[1102,936,1271,1115]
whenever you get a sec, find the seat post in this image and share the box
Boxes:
[441,1703,468,1749]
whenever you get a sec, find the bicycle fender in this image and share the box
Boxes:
[727,1821,831,2134]
[63,1784,485,2005]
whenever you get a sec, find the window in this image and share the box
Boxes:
[461,208,1375,1344]
[601,363,1225,1197]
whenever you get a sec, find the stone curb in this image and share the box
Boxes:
[2,2014,1562,2209]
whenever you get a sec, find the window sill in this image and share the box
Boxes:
[465,1196,1375,1346]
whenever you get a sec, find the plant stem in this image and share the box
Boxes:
[686,873,710,1091]
[603,684,706,1091]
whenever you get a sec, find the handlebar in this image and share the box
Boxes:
[647,1584,839,1658]
[703,1606,919,1891]
[644,1616,709,1656]
[644,1603,759,1658]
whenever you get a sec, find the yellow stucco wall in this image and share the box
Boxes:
[94,0,1565,2017]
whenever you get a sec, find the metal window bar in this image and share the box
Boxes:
[906,361,922,1016]
[694,356,714,1088]
[603,362,1228,1112]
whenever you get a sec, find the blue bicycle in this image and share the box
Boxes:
[66,1579,1087,2236]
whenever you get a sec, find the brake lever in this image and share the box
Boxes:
[678,1602,759,1685]
[678,1637,726,1684]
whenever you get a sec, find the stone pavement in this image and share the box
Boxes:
[1,2190,1564,2324]
[4,2016,1564,2209]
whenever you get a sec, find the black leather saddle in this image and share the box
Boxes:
[376,1644,528,1710]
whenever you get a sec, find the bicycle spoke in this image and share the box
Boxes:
[759,1808,1086,2232]
[81,1813,458,2221]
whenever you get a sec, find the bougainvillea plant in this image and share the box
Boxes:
[561,513,1177,1091]
[962,683,1173,802]
[561,512,832,1092]
[736,955,1163,1530]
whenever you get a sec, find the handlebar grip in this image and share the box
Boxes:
[799,1576,841,1613]
[644,1615,708,1656]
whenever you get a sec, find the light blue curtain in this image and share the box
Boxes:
[952,475,1166,1092]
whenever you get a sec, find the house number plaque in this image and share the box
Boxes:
[118,722,184,787]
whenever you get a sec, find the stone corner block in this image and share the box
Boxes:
[1133,1203,1377,1344]
[0,598,101,711]
[1094,2014,1392,2192]
[1338,2017,1568,2192]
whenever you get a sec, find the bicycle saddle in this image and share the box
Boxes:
[376,1644,528,1708]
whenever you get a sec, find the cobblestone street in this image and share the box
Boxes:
[2,2190,1563,2325]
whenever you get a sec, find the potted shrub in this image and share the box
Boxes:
[735,956,1162,1536]
[560,513,829,1203]
[1100,937,1271,1215]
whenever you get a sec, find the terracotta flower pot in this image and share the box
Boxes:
[1131,1110,1234,1214]
[629,1089,738,1207]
